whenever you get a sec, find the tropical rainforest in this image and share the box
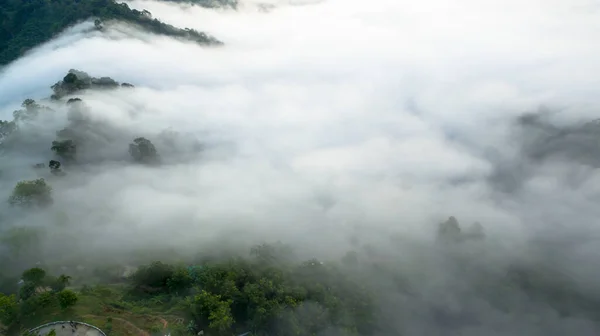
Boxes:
[0,71,491,336]
[2,0,600,336]
[0,0,224,66]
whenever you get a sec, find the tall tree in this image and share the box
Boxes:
[57,290,78,309]
[8,178,53,208]
[21,267,46,285]
[129,137,158,163]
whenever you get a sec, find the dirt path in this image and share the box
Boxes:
[82,313,182,335]
[145,314,185,330]
[153,316,168,329]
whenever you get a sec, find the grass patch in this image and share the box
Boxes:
[11,284,185,336]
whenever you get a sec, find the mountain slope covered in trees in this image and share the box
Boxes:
[0,0,222,66]
[2,0,600,329]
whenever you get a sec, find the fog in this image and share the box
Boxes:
[1,0,600,334]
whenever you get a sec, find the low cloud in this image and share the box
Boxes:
[1,0,600,334]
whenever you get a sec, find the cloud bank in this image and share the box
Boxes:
[1,0,600,334]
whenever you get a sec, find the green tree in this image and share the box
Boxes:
[129,137,158,163]
[57,290,78,309]
[22,267,46,286]
[131,261,174,291]
[0,293,18,326]
[63,73,77,84]
[12,99,52,122]
[0,120,16,139]
[8,178,53,208]
[18,282,36,301]
[192,290,234,334]
[124,246,376,335]
[50,275,71,292]
[21,99,37,108]
[51,139,76,161]
[250,242,294,265]
[167,267,193,294]
[0,0,222,66]
[35,291,55,308]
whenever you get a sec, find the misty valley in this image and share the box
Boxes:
[2,0,600,336]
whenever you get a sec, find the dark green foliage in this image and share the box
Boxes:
[51,70,119,99]
[104,317,113,335]
[179,250,375,335]
[190,290,234,334]
[0,0,222,66]
[18,282,36,301]
[0,120,16,139]
[0,293,18,325]
[66,98,82,104]
[21,268,46,286]
[57,289,78,309]
[250,241,295,265]
[48,160,62,175]
[167,267,193,294]
[129,137,158,163]
[21,99,37,108]
[48,275,71,292]
[126,245,375,335]
[162,0,238,9]
[34,291,56,309]
[51,139,76,161]
[131,261,175,291]
[12,99,53,122]
[63,73,77,84]
[8,178,53,208]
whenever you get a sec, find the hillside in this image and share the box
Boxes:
[0,0,222,66]
[0,255,377,336]
[2,1,600,334]
[0,70,377,336]
[2,70,600,335]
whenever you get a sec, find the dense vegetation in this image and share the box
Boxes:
[3,72,600,335]
[0,248,375,336]
[0,0,222,66]
[0,74,375,335]
[0,267,78,328]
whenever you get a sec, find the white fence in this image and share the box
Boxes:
[28,321,107,336]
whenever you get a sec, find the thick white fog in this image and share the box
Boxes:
[1,0,600,334]
[0,0,598,248]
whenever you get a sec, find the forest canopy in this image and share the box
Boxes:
[2,71,600,336]
[0,0,222,66]
[2,2,600,332]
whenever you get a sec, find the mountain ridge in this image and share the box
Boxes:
[0,0,224,67]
